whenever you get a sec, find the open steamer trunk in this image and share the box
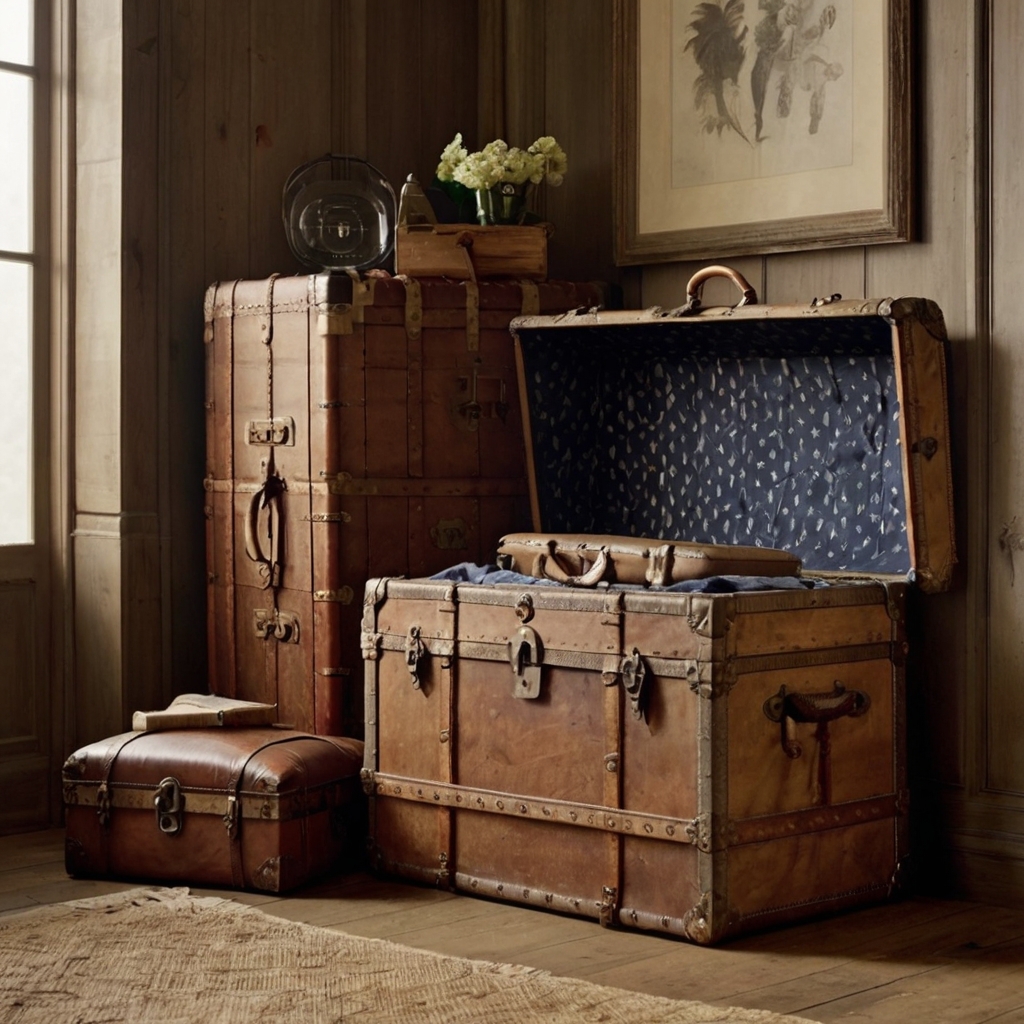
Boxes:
[360,267,956,943]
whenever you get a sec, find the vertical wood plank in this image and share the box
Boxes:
[165,0,208,702]
[121,1,161,515]
[763,250,866,305]
[332,0,368,157]
[365,0,423,189]
[120,1,164,719]
[866,3,974,797]
[250,0,334,278]
[477,0,506,144]
[503,0,546,147]
[205,0,251,281]
[987,0,1024,792]
[421,0,479,177]
[542,0,616,283]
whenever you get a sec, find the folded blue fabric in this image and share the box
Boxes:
[429,562,560,586]
[429,562,823,593]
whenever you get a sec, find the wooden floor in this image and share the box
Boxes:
[3,829,1024,1023]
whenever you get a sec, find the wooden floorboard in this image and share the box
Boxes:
[3,828,1024,1022]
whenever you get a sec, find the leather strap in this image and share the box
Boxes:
[464,280,480,351]
[435,650,456,888]
[602,658,624,927]
[224,733,341,888]
[96,731,149,875]
[244,455,284,590]
[402,278,425,479]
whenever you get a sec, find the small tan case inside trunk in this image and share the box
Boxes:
[496,532,801,586]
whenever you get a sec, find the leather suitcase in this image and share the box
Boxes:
[495,532,801,585]
[63,728,364,892]
[204,273,604,736]
[360,266,956,943]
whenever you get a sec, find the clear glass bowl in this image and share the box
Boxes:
[282,155,395,271]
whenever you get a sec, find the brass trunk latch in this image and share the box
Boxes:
[510,625,543,699]
[253,608,300,644]
[154,777,184,835]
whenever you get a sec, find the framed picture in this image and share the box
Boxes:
[613,0,911,265]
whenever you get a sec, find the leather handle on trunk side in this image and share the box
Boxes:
[763,682,871,724]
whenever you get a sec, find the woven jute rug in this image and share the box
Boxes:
[0,888,819,1023]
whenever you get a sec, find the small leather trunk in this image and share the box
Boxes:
[63,729,364,892]
[361,267,957,943]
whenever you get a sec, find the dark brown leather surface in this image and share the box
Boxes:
[64,728,365,892]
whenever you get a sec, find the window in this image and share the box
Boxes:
[0,0,36,545]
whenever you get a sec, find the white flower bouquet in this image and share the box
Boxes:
[434,133,568,225]
[437,133,568,190]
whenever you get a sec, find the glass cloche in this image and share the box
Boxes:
[282,154,396,271]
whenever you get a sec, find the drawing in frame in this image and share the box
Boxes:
[613,0,911,265]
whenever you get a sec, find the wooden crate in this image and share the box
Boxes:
[395,224,548,280]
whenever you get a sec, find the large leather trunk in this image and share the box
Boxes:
[360,269,956,943]
[205,274,603,736]
[63,728,363,892]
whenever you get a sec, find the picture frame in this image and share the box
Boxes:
[613,0,912,265]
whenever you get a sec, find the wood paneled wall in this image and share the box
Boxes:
[640,5,995,898]
[145,0,612,741]
[72,0,1024,905]
[104,0,484,741]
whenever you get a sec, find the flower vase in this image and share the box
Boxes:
[475,182,533,226]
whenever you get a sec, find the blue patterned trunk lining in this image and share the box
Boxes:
[516,316,908,577]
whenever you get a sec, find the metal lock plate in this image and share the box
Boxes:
[510,625,543,699]
[154,777,184,835]
[246,416,295,446]
[253,608,300,643]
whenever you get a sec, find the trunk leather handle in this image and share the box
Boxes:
[665,265,759,315]
[763,682,871,726]
[763,682,871,799]
[244,465,284,589]
[534,548,609,587]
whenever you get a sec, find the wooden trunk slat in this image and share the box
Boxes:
[365,579,908,943]
[206,275,600,735]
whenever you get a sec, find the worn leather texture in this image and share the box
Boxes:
[363,576,909,944]
[497,532,801,585]
[205,274,606,736]
[362,288,957,942]
[63,728,364,892]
